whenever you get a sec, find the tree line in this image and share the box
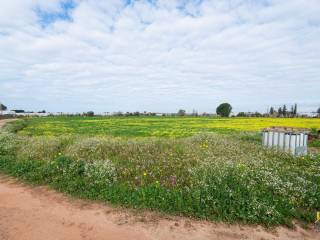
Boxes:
[1,101,320,118]
[179,103,320,118]
[268,104,298,117]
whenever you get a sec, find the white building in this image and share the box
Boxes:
[0,110,16,115]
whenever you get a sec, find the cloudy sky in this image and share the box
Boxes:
[0,0,319,113]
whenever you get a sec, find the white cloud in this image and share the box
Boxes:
[0,0,319,113]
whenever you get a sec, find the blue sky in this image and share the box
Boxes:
[36,0,76,26]
[0,0,319,113]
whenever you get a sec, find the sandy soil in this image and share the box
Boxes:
[1,119,320,240]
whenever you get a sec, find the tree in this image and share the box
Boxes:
[177,109,186,116]
[293,104,297,116]
[115,111,123,116]
[192,109,198,116]
[237,112,247,117]
[253,111,262,117]
[216,103,232,117]
[86,111,94,117]
[278,107,282,116]
[317,107,320,117]
[290,105,294,115]
[282,105,287,117]
[269,107,274,115]
[0,103,7,111]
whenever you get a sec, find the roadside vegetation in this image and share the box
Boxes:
[0,117,319,226]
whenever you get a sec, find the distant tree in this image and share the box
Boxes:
[293,104,297,116]
[253,112,262,117]
[290,105,294,116]
[269,107,274,115]
[86,111,94,117]
[237,112,247,117]
[191,109,198,116]
[0,103,7,111]
[278,107,282,116]
[282,105,287,117]
[317,107,320,117]
[216,103,232,117]
[177,109,186,116]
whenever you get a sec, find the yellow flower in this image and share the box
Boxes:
[143,172,147,176]
[58,152,62,156]
[200,143,208,149]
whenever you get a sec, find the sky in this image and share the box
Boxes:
[0,0,319,114]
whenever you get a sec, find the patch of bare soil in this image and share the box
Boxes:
[310,147,320,154]
[0,176,319,240]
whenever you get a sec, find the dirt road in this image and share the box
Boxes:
[0,119,16,130]
[0,119,320,240]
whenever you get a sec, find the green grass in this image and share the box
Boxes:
[310,140,320,148]
[0,127,319,226]
[17,116,320,137]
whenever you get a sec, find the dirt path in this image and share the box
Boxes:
[0,119,16,130]
[1,119,320,240]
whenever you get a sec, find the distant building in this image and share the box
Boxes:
[0,110,16,115]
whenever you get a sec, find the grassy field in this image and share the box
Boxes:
[1,117,320,226]
[17,116,320,137]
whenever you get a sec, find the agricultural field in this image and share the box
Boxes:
[17,116,320,137]
[0,117,320,227]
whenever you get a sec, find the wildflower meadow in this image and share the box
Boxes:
[0,117,319,226]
